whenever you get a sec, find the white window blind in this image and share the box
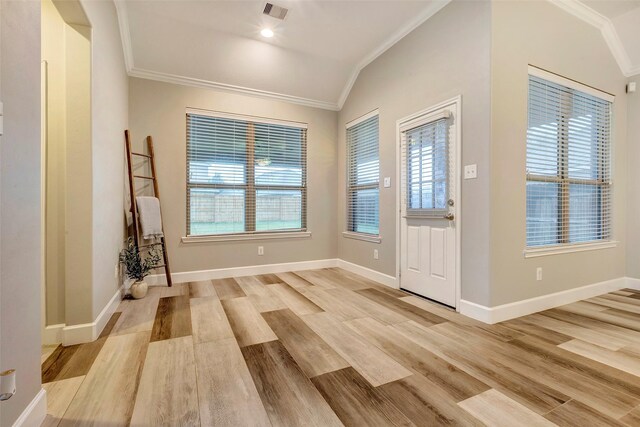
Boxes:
[404,116,449,216]
[346,113,379,235]
[187,112,307,236]
[526,72,612,248]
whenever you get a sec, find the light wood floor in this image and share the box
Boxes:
[41,268,640,426]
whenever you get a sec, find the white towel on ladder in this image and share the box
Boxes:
[136,196,164,239]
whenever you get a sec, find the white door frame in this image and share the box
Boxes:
[395,95,462,310]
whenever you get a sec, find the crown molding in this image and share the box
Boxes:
[115,0,339,110]
[601,20,633,75]
[549,0,636,77]
[114,0,449,111]
[114,0,638,111]
[114,0,134,72]
[337,0,451,109]
[551,0,606,27]
[129,67,340,110]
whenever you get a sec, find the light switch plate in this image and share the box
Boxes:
[383,177,391,188]
[464,164,477,180]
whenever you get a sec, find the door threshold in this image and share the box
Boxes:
[399,288,456,311]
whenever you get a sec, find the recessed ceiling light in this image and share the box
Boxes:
[260,28,274,38]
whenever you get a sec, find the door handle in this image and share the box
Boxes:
[402,212,455,220]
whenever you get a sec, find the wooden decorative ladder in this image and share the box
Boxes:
[124,130,173,286]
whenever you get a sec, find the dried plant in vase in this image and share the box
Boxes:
[119,237,162,299]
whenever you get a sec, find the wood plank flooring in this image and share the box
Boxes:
[41,269,640,426]
[130,335,200,425]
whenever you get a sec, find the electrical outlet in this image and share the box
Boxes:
[373,249,379,260]
[258,246,264,256]
[383,177,391,188]
[0,101,4,137]
[464,164,477,180]
[0,368,16,401]
[536,267,543,281]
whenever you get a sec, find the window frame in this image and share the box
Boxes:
[524,66,615,257]
[344,110,380,241]
[400,110,451,218]
[185,108,308,240]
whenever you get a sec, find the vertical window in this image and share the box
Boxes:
[526,68,612,248]
[404,113,449,216]
[186,111,307,236]
[346,112,379,235]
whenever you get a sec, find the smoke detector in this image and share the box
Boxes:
[263,3,288,20]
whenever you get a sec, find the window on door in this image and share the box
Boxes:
[346,112,379,236]
[526,68,613,248]
[404,112,450,217]
[186,111,307,236]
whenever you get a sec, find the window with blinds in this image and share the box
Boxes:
[346,112,379,235]
[526,70,612,248]
[405,115,449,216]
[186,111,307,236]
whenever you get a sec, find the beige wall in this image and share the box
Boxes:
[41,0,127,328]
[490,0,628,306]
[0,0,3,417]
[42,0,67,325]
[82,0,129,321]
[627,74,640,279]
[337,0,493,305]
[1,0,43,424]
[64,21,93,325]
[128,77,338,273]
[42,0,95,327]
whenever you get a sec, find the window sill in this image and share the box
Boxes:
[342,231,381,244]
[181,231,311,244]
[523,241,618,258]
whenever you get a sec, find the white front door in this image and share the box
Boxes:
[399,100,458,308]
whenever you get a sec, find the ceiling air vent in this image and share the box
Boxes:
[263,3,288,20]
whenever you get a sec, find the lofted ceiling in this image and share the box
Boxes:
[558,0,640,77]
[115,0,640,111]
[583,0,640,17]
[581,0,640,75]
[116,0,450,110]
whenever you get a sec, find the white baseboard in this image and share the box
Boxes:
[146,258,400,289]
[146,259,339,285]
[336,259,398,289]
[460,276,628,324]
[62,290,121,346]
[42,290,122,346]
[626,277,640,291]
[93,290,123,338]
[12,388,46,427]
[42,323,65,345]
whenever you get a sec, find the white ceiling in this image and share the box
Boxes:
[116,0,640,111]
[581,0,640,76]
[582,0,640,19]
[117,0,449,110]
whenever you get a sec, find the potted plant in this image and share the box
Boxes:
[119,237,162,299]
